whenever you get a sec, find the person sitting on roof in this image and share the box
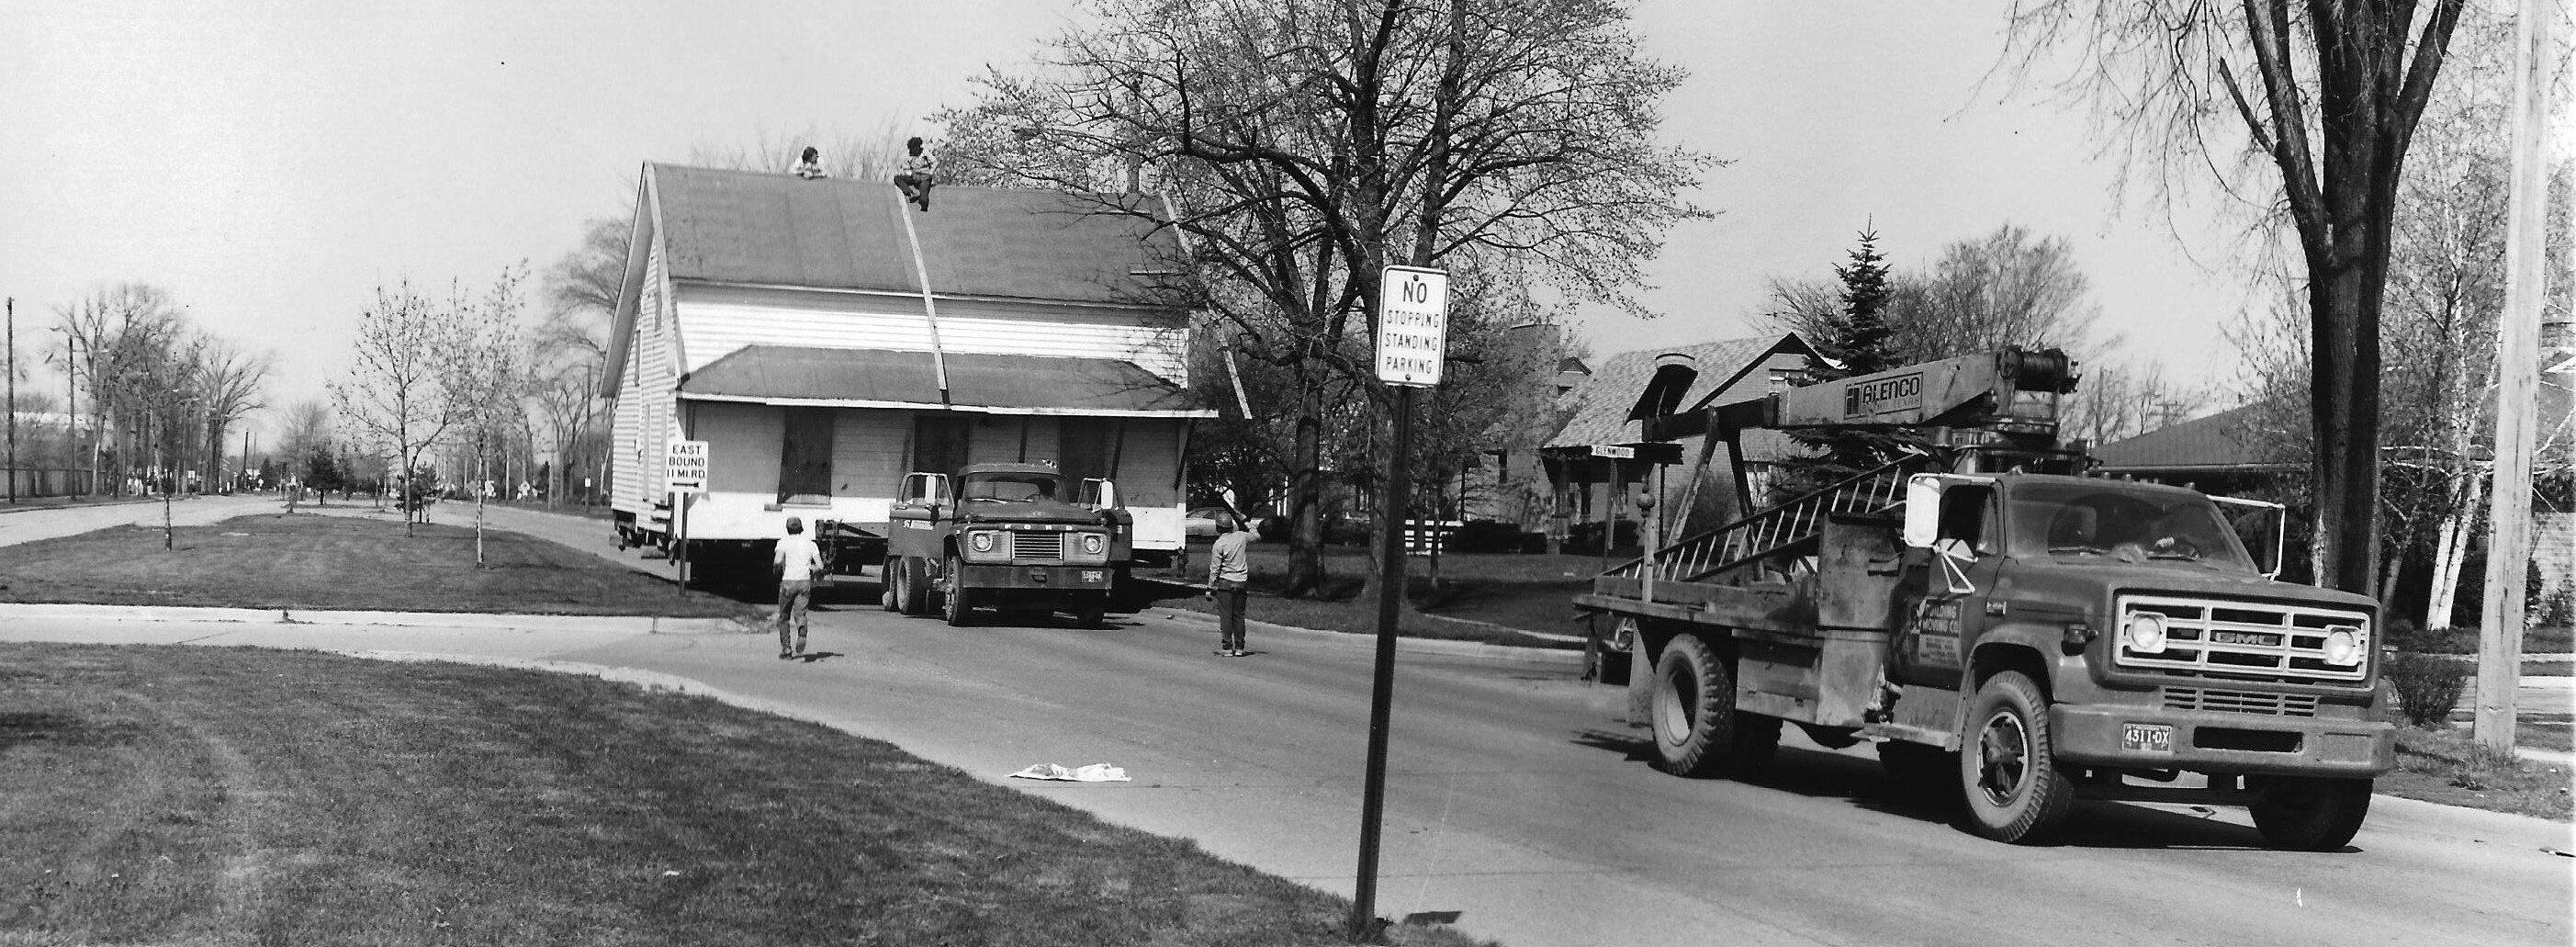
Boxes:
[894,137,938,210]
[793,146,827,179]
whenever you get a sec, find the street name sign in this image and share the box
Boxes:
[1375,265,1448,387]
[666,440,709,494]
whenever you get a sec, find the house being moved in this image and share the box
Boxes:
[602,163,1214,576]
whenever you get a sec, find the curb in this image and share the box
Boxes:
[0,602,748,635]
[1143,607,1584,667]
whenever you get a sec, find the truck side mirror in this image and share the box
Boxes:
[1081,478,1121,510]
[1902,475,1942,549]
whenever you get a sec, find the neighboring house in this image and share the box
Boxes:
[2098,375,2576,618]
[1539,333,1816,547]
[602,164,1215,569]
[2087,403,2290,498]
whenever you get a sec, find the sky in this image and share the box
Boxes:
[0,1,2263,445]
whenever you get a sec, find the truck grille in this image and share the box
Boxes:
[1007,532,1066,560]
[2115,595,2371,683]
[2163,686,2319,717]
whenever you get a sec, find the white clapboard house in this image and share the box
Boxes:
[602,163,1212,572]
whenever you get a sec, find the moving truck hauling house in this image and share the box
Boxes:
[601,164,1214,586]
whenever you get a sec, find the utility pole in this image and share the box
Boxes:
[6,296,17,504]
[2474,0,2552,754]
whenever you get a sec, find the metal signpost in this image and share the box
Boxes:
[1352,265,1445,941]
[666,439,708,589]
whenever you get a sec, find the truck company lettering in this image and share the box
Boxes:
[1843,372,1923,418]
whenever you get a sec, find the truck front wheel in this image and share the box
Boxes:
[942,556,976,627]
[2248,776,2371,851]
[1960,671,2075,844]
[1649,634,1778,779]
[1074,593,1108,629]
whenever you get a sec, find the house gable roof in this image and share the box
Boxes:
[604,163,1187,397]
[1543,334,1813,455]
[2090,403,2289,472]
[647,164,1183,304]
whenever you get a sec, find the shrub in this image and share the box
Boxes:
[1449,519,1528,554]
[1563,519,1638,556]
[2385,649,2469,727]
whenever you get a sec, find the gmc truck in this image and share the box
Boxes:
[1579,348,2396,848]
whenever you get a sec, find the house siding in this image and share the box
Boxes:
[672,283,1187,384]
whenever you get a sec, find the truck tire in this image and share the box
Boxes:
[894,557,930,616]
[1960,671,2076,843]
[1649,634,1777,778]
[1074,593,1108,629]
[942,555,976,627]
[879,558,899,612]
[2248,776,2372,851]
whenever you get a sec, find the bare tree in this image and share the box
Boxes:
[332,280,465,536]
[443,266,534,565]
[2002,0,2469,593]
[947,0,1715,597]
[189,336,274,494]
[537,217,629,506]
[51,284,186,494]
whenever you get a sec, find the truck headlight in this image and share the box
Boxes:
[2323,626,2364,666]
[1082,534,1105,555]
[2123,613,2168,654]
[969,531,996,554]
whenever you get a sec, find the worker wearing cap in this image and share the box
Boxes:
[773,517,826,660]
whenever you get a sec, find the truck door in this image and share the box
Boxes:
[890,472,949,559]
[1892,483,2001,687]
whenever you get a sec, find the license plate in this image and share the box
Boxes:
[2122,723,2175,753]
[1082,570,1106,584]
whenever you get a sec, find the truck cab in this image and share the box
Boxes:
[881,463,1125,627]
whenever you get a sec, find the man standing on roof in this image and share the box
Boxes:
[894,136,938,211]
[774,517,826,660]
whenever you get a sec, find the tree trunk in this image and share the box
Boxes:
[2303,217,2388,596]
[1283,364,1327,598]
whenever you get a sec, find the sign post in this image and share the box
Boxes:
[1351,265,1446,941]
[666,440,708,589]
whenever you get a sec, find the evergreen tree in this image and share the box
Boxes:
[1774,228,1907,500]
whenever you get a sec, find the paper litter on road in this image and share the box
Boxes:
[1006,762,1131,782]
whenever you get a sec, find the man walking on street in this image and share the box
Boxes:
[1207,513,1252,656]
[774,517,825,660]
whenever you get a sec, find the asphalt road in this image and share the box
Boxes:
[4,498,2571,945]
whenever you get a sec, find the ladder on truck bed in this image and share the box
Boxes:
[1603,457,1925,587]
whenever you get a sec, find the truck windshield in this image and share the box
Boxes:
[2005,481,2257,573]
[960,474,1063,503]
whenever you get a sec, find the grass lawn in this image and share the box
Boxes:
[1160,543,1594,648]
[0,513,750,618]
[0,643,1487,946]
[2377,725,2572,821]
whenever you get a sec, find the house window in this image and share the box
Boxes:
[779,408,834,504]
[1058,417,1120,482]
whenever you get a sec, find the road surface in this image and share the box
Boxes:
[1,499,2569,946]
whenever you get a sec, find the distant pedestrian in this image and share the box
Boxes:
[793,146,827,179]
[894,136,938,210]
[1207,513,1252,656]
[774,516,826,660]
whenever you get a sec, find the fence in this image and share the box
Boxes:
[2,468,97,499]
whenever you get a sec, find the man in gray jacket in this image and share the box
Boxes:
[1206,513,1252,656]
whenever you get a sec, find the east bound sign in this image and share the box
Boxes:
[1376,265,1448,387]
[666,440,709,494]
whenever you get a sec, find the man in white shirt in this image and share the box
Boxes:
[773,517,826,660]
